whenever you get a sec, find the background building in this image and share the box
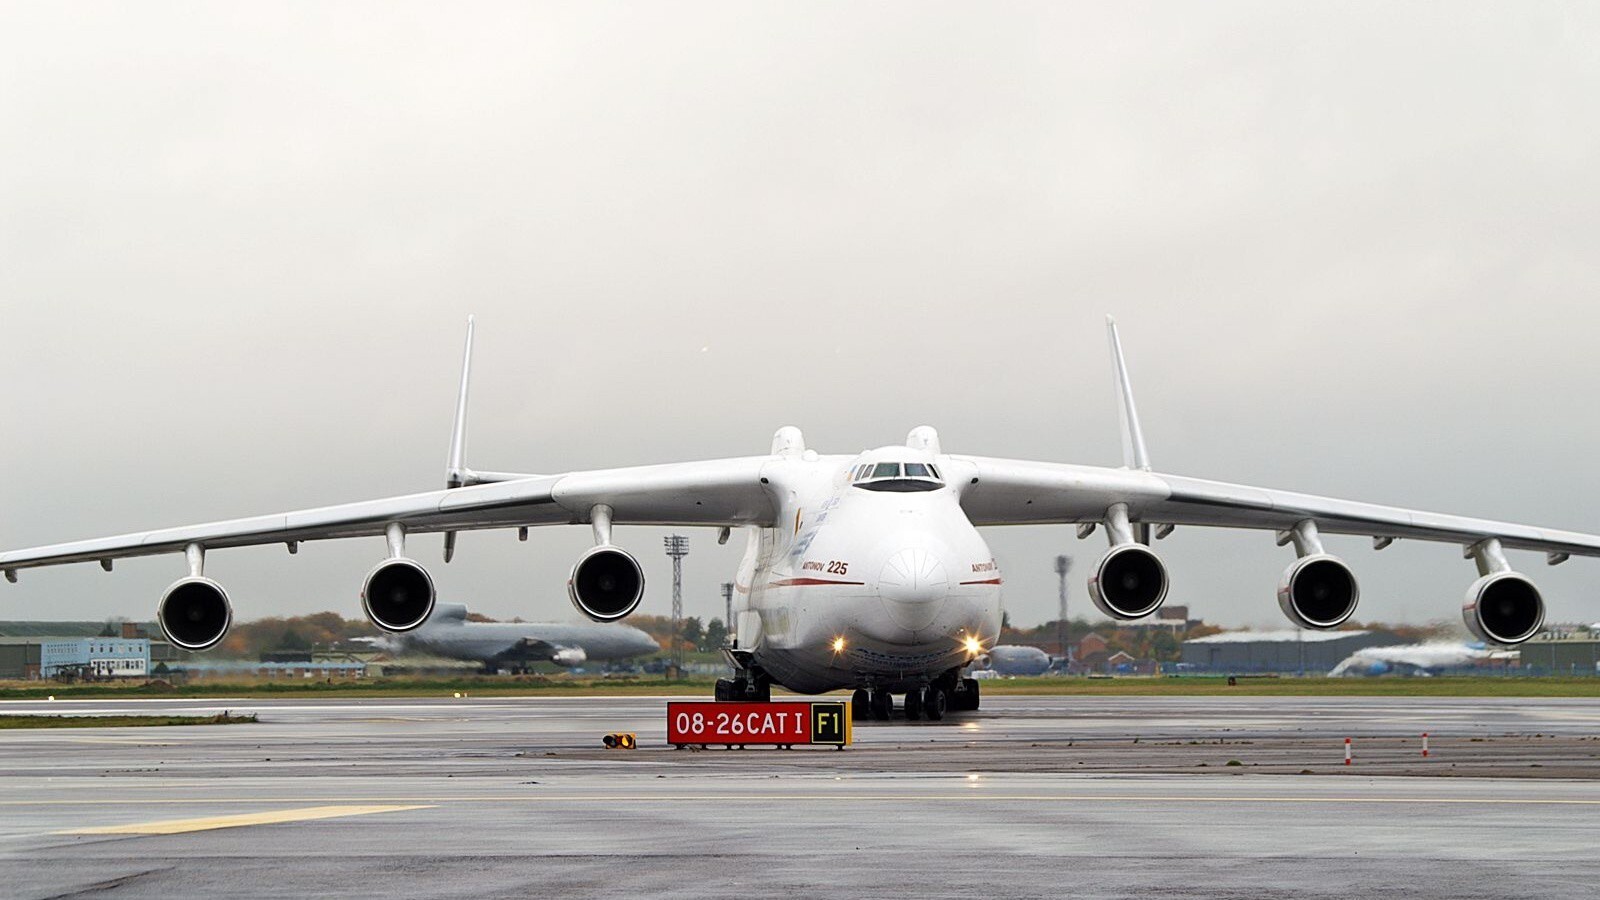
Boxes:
[1517,627,1600,675]
[0,638,43,680]
[39,637,150,679]
[1182,630,1404,675]
[0,620,183,680]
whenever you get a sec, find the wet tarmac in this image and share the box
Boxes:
[2,695,1597,898]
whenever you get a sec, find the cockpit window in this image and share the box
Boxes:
[852,459,944,492]
[926,464,940,479]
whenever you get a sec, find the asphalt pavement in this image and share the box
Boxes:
[2,694,1597,898]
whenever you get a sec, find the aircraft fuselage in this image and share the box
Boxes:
[735,444,1003,694]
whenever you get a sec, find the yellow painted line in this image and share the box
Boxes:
[13,794,1600,808]
[58,804,432,835]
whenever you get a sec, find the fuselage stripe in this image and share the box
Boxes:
[767,577,867,587]
[959,578,1003,585]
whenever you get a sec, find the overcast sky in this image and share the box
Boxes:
[3,2,1599,633]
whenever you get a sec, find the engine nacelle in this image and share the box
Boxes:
[568,545,645,622]
[1277,554,1360,629]
[361,558,436,633]
[1463,572,1545,645]
[551,647,588,668]
[158,577,233,651]
[1088,544,1168,620]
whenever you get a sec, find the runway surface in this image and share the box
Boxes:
[3,695,1598,898]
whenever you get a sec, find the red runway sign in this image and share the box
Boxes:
[667,701,851,748]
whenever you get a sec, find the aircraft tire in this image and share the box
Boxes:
[924,685,948,721]
[851,689,870,721]
[956,677,980,711]
[904,688,923,721]
[869,690,892,721]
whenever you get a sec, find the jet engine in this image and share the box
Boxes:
[1277,554,1360,629]
[1089,543,1169,620]
[361,558,436,633]
[551,647,588,668]
[1463,572,1545,645]
[568,545,645,622]
[157,577,233,651]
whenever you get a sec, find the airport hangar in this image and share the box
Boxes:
[1181,629,1404,674]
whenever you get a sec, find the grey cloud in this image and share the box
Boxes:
[3,2,1599,630]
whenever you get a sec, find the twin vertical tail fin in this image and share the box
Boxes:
[445,315,476,491]
[443,316,476,563]
[1105,315,1151,472]
[437,315,544,562]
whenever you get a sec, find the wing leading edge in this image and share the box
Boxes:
[0,457,777,578]
[953,455,1600,560]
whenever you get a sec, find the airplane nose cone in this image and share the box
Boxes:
[876,547,949,630]
[632,629,662,655]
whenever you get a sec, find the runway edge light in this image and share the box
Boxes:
[603,732,637,750]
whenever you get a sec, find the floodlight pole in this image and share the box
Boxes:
[664,535,689,677]
[1055,555,1072,669]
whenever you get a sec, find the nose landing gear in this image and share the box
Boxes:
[850,673,978,721]
[851,689,871,721]
[713,668,771,702]
[868,689,893,721]
[950,676,980,712]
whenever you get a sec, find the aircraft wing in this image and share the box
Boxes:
[952,315,1600,563]
[953,456,1600,560]
[0,457,776,577]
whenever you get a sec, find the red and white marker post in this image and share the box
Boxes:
[1344,737,1353,766]
[1422,732,1429,757]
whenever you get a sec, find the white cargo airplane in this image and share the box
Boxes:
[3,317,1596,721]
[379,603,662,672]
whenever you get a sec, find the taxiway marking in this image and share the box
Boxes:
[57,804,432,835]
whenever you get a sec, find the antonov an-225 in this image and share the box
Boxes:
[3,318,1596,721]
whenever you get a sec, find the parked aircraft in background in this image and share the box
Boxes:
[373,603,659,673]
[1328,641,1515,677]
[971,644,1053,677]
[5,316,1598,722]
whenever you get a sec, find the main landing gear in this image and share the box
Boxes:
[850,688,895,721]
[850,676,979,721]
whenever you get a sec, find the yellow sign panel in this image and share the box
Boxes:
[810,702,851,746]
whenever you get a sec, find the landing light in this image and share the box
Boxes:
[962,635,983,657]
[831,636,847,653]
